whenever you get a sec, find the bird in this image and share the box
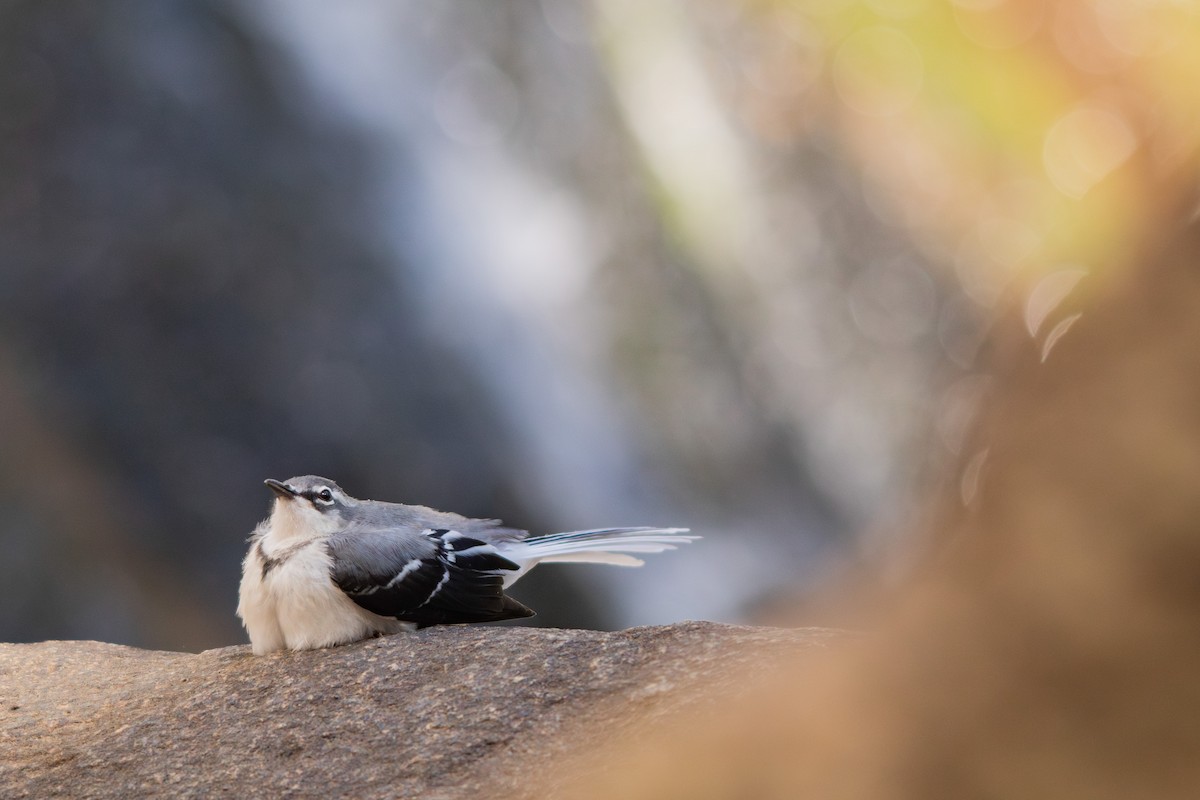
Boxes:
[237,475,697,654]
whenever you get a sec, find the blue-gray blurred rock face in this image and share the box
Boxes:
[0,0,546,648]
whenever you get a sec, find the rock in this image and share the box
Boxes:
[0,622,837,799]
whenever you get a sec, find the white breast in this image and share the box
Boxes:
[237,535,409,654]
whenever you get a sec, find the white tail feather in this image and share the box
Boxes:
[535,552,646,567]
[499,527,696,587]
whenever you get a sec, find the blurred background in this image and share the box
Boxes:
[1,0,1194,652]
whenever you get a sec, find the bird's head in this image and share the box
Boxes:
[263,475,354,539]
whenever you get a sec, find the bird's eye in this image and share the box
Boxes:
[316,488,333,503]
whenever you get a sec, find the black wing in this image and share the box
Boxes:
[328,527,535,627]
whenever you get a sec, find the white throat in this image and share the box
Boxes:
[265,498,344,546]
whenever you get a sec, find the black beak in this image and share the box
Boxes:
[264,479,297,499]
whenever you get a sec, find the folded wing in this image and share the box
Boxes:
[328,526,534,627]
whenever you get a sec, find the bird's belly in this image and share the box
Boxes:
[267,542,406,651]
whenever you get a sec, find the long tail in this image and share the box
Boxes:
[500,527,697,587]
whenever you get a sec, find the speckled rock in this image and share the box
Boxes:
[0,622,838,799]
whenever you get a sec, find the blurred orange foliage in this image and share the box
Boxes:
[750,0,1200,303]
